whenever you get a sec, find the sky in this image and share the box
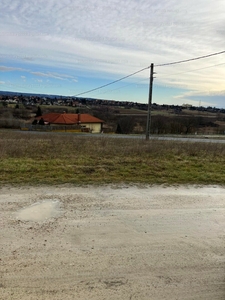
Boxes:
[0,0,225,108]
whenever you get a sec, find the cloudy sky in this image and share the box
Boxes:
[0,0,225,107]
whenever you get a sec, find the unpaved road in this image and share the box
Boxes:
[0,185,225,299]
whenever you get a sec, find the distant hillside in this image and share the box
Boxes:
[0,90,61,99]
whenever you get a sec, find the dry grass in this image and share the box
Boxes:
[0,130,225,185]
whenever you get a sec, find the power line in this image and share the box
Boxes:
[155,50,225,67]
[73,66,150,97]
[91,61,225,95]
[156,62,225,79]
[91,61,225,96]
[90,77,149,97]
[72,50,225,97]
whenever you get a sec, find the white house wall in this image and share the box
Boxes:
[82,123,102,133]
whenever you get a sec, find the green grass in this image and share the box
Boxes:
[0,131,225,186]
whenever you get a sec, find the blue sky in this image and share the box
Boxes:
[0,0,225,108]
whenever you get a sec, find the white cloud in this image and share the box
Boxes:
[0,81,5,84]
[30,71,75,81]
[0,66,27,72]
[0,0,225,104]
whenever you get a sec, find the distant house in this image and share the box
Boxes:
[35,113,104,133]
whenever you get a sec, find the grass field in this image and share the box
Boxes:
[0,130,225,186]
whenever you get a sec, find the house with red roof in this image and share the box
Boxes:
[35,113,104,133]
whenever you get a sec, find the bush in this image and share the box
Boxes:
[0,118,22,128]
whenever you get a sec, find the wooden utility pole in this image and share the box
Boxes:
[145,63,154,140]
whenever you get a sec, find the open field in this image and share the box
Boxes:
[0,130,225,186]
[1,103,225,134]
[117,108,222,118]
[1,185,225,299]
[1,131,225,299]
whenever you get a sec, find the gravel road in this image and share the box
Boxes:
[1,185,224,299]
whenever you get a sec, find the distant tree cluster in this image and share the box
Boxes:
[115,116,135,134]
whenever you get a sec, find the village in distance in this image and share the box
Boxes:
[0,90,225,135]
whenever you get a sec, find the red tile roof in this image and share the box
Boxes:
[36,113,104,125]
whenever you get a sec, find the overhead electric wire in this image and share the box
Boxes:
[73,66,150,97]
[93,61,225,95]
[97,61,225,95]
[91,77,150,97]
[155,50,225,67]
[156,62,225,79]
[72,50,225,97]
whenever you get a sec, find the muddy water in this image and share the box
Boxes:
[15,200,62,221]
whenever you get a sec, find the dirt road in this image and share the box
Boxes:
[1,185,224,299]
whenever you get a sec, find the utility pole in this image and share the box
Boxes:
[145,63,154,140]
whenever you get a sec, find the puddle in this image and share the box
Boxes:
[15,200,62,222]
